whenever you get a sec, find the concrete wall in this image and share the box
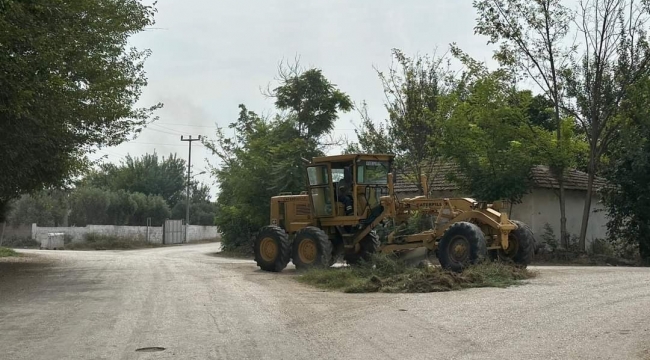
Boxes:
[1,224,32,239]
[511,189,608,246]
[396,188,609,248]
[31,224,220,245]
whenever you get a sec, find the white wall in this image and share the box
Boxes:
[31,224,220,245]
[512,189,608,247]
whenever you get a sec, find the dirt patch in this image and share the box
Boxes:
[0,253,56,278]
[297,255,536,293]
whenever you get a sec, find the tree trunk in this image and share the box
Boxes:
[558,178,568,249]
[578,154,597,252]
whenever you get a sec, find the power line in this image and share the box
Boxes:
[128,141,205,147]
[153,122,359,131]
[145,126,184,136]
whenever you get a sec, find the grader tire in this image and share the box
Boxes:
[499,220,535,267]
[438,222,487,273]
[344,231,380,265]
[292,227,332,271]
[254,226,291,272]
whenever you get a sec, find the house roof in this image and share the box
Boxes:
[393,163,606,194]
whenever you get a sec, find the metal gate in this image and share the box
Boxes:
[163,219,184,244]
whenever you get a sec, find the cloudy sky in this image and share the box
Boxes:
[93,0,498,196]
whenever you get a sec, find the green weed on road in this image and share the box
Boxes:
[0,247,19,257]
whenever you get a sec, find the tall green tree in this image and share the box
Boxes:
[563,0,650,250]
[84,152,187,207]
[68,187,111,226]
[350,49,456,195]
[8,190,68,227]
[603,78,650,262]
[0,0,161,221]
[473,0,574,246]
[443,70,540,205]
[205,64,352,251]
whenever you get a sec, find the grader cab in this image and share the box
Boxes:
[253,154,535,273]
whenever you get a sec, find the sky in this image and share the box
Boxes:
[92,0,498,197]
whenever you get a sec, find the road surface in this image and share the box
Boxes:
[1,243,649,360]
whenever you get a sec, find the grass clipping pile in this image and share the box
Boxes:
[297,255,536,293]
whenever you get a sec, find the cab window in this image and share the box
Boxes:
[357,161,389,185]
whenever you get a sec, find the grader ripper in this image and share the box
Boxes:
[254,154,535,273]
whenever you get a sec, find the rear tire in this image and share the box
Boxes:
[438,222,487,273]
[344,231,380,265]
[292,227,332,270]
[498,220,534,267]
[254,226,291,272]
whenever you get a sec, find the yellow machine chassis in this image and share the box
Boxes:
[268,167,518,257]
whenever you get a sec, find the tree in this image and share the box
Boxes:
[474,0,574,246]
[171,182,216,226]
[8,190,68,227]
[443,70,540,205]
[602,78,650,262]
[0,0,161,221]
[205,64,352,251]
[83,152,186,207]
[68,187,111,226]
[563,0,650,250]
[106,190,137,226]
[350,49,457,195]
[128,191,172,226]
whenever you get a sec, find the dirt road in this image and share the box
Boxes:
[1,244,649,360]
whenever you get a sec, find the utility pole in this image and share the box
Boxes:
[181,135,202,243]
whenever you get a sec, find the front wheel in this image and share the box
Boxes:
[254,226,292,272]
[437,222,487,273]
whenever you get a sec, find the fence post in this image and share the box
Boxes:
[162,219,166,245]
[146,217,151,243]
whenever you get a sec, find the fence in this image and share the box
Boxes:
[30,223,220,245]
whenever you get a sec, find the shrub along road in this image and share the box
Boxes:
[0,243,649,360]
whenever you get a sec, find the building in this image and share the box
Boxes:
[394,164,608,248]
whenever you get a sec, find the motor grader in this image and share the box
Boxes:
[253,153,535,273]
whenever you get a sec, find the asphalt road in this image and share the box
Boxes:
[1,244,649,360]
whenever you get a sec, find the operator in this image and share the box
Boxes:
[338,166,354,216]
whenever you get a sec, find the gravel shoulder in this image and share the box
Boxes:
[1,244,649,360]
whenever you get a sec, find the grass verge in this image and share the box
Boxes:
[65,234,161,251]
[0,247,19,257]
[297,255,536,293]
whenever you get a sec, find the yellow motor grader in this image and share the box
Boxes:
[253,154,535,272]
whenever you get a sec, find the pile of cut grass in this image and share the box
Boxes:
[0,247,19,258]
[297,255,536,293]
[65,233,160,250]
